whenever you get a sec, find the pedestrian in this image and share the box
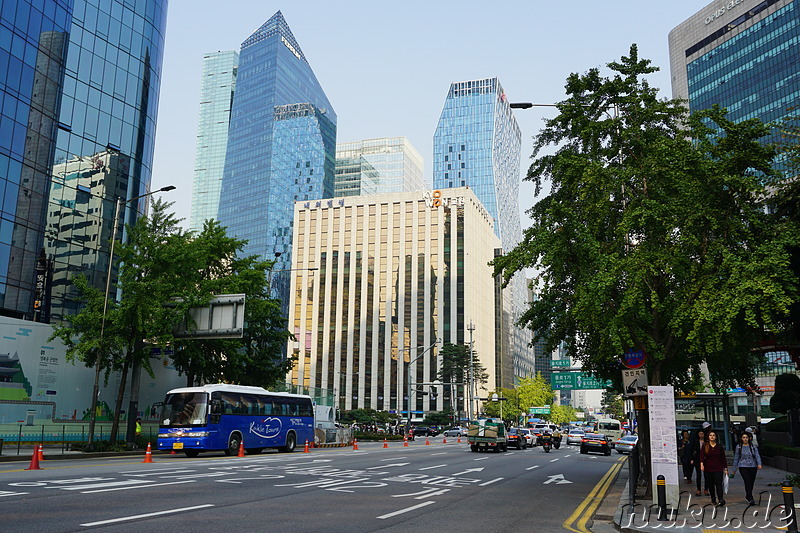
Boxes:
[692,428,707,496]
[135,417,142,437]
[679,430,694,483]
[731,431,762,505]
[745,426,759,448]
[699,429,728,507]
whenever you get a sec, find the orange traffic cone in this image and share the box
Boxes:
[25,446,42,470]
[237,441,245,457]
[457,436,461,443]
[142,442,154,463]
[38,444,45,461]
[383,438,388,448]
[403,436,409,447]
[442,436,447,444]
[425,436,430,446]
[170,449,177,455]
[353,438,359,451]
[303,440,310,453]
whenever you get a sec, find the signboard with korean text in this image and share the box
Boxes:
[551,359,571,368]
[622,368,648,397]
[551,372,613,390]
[529,406,551,414]
[648,385,679,507]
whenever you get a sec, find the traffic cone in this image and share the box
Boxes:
[142,443,154,463]
[170,449,177,455]
[457,436,461,443]
[237,441,245,457]
[38,444,45,461]
[383,438,388,448]
[443,436,447,444]
[353,438,359,451]
[25,446,41,470]
[403,436,409,447]
[303,440,310,453]
[425,436,430,446]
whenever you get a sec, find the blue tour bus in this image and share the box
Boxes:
[157,384,315,457]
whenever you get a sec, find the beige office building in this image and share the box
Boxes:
[287,187,501,421]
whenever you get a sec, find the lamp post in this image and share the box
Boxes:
[403,342,437,436]
[87,185,176,447]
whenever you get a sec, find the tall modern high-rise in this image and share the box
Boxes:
[433,77,533,387]
[669,0,800,134]
[335,137,426,197]
[0,0,168,322]
[190,51,238,233]
[217,11,336,283]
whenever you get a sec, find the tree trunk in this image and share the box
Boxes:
[110,360,129,441]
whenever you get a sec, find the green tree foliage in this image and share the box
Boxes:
[481,387,523,424]
[493,45,800,391]
[437,342,488,386]
[601,390,625,421]
[423,411,456,427]
[549,404,577,425]
[516,374,554,410]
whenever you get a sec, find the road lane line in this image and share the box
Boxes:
[472,457,488,461]
[80,504,214,526]
[526,465,540,470]
[81,480,196,493]
[377,500,436,519]
[53,480,153,490]
[479,477,503,486]
[418,464,447,471]
[562,457,624,533]
[550,458,559,462]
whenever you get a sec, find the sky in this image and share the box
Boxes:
[150,0,707,228]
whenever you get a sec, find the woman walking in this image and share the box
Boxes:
[731,431,762,505]
[699,429,728,506]
[692,429,707,496]
[679,430,694,483]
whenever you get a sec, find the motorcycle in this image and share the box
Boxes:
[540,433,552,453]
[553,434,561,449]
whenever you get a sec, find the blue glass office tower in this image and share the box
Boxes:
[190,51,238,234]
[433,77,532,387]
[0,0,168,322]
[218,11,336,282]
[669,0,800,136]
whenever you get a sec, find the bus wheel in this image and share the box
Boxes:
[184,450,200,458]
[280,432,296,453]
[225,433,242,456]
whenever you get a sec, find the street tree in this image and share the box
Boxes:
[516,374,554,410]
[437,342,488,418]
[601,390,625,421]
[481,387,523,424]
[493,45,799,392]
[549,404,577,425]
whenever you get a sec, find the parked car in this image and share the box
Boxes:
[517,428,535,447]
[413,426,438,437]
[566,429,585,445]
[443,427,468,437]
[580,433,612,456]
[615,435,638,454]
[507,428,527,449]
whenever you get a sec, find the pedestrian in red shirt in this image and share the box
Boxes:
[699,429,728,506]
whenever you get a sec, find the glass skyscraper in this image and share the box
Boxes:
[0,0,168,322]
[433,77,533,387]
[217,11,336,281]
[190,50,238,234]
[335,137,426,198]
[669,0,800,135]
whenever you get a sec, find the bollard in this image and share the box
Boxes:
[783,482,799,533]
[656,475,667,521]
[628,448,637,511]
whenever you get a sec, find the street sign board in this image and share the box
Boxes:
[622,368,648,397]
[622,349,647,369]
[529,406,551,414]
[551,372,613,390]
[551,359,571,368]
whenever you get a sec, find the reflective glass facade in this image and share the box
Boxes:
[0,0,167,322]
[433,77,532,386]
[288,188,499,419]
[190,50,238,233]
[335,137,426,198]
[218,11,336,282]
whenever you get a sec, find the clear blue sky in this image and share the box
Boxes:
[151,0,705,226]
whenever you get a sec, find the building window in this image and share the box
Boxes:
[460,144,465,151]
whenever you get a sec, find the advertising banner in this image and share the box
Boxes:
[648,385,679,507]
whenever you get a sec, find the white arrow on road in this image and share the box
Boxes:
[543,474,573,485]
[452,467,484,476]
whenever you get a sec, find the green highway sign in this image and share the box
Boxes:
[551,359,571,368]
[529,406,551,414]
[551,372,613,390]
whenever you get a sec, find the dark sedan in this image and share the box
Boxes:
[507,428,527,449]
[580,433,612,456]
[412,426,439,437]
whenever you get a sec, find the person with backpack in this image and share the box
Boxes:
[731,431,762,506]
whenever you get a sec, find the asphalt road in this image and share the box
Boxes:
[1,437,624,532]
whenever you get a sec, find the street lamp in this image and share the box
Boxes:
[87,185,176,446]
[403,342,437,436]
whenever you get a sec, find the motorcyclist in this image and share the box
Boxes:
[551,427,562,447]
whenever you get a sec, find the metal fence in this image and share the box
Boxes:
[0,423,158,456]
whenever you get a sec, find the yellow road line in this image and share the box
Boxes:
[563,457,625,533]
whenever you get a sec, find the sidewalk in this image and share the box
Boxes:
[593,458,800,533]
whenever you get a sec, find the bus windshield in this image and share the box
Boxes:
[161,392,209,427]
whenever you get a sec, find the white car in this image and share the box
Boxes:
[566,429,585,445]
[442,427,468,437]
[517,428,535,447]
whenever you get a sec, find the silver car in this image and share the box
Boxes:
[566,429,585,445]
[442,427,468,437]
[615,435,638,454]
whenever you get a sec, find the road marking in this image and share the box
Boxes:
[381,457,407,461]
[418,464,447,471]
[563,457,624,533]
[368,463,409,469]
[0,490,28,497]
[429,452,447,456]
[50,480,152,491]
[564,454,572,458]
[377,500,436,519]
[81,480,196,494]
[473,457,488,461]
[392,488,451,498]
[121,469,194,476]
[544,474,572,485]
[550,458,559,462]
[452,467,484,476]
[80,504,214,527]
[526,465,540,471]
[479,477,503,486]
